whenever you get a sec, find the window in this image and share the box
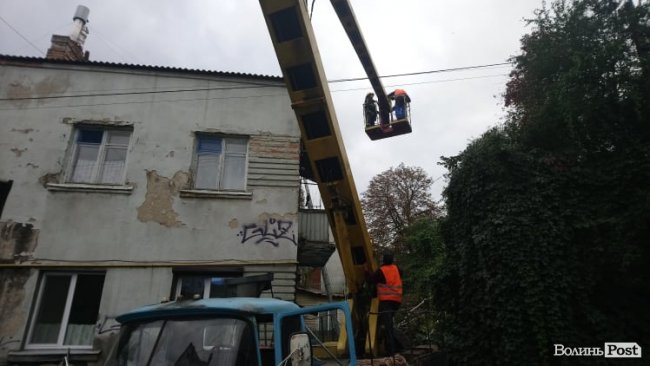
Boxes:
[297,267,322,291]
[27,273,105,348]
[194,135,248,191]
[112,318,258,366]
[68,127,131,184]
[174,275,241,299]
[176,275,220,299]
[0,180,12,217]
[172,272,272,300]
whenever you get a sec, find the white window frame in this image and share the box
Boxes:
[66,126,131,185]
[26,272,103,350]
[192,134,249,191]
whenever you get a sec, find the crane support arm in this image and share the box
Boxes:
[329,0,391,124]
[258,0,379,356]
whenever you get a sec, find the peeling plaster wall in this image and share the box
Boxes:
[0,269,37,359]
[0,63,297,226]
[0,61,303,363]
[0,60,300,364]
[137,170,189,227]
[0,221,39,261]
[0,62,300,263]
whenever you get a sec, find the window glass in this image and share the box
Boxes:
[222,155,246,190]
[0,180,12,218]
[108,318,258,366]
[112,320,164,366]
[225,138,247,153]
[99,148,127,184]
[176,275,255,300]
[28,273,105,348]
[223,138,247,190]
[194,135,247,191]
[64,274,105,345]
[195,153,220,189]
[107,130,131,145]
[146,318,257,366]
[30,275,71,344]
[68,127,131,185]
[78,129,103,144]
[198,136,223,153]
[71,144,100,183]
[209,277,238,298]
[179,276,207,299]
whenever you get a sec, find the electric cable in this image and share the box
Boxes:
[0,62,512,102]
[331,73,508,93]
[7,21,72,55]
[0,73,508,111]
[0,15,45,55]
[328,62,510,83]
[93,29,144,65]
[0,84,283,102]
[0,90,287,111]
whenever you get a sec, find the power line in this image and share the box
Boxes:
[0,73,509,109]
[8,21,71,55]
[329,62,511,83]
[0,83,283,102]
[93,29,144,65]
[0,15,45,55]
[0,73,508,111]
[331,73,508,92]
[0,90,288,111]
[0,62,511,102]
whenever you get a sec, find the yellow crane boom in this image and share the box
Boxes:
[258,0,381,357]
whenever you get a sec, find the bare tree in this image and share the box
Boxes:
[361,164,439,253]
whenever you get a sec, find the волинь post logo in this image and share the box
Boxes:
[554,343,642,358]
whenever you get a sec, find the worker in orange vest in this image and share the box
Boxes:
[372,252,403,356]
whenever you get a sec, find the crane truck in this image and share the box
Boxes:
[103,1,413,365]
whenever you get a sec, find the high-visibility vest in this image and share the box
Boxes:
[377,264,403,303]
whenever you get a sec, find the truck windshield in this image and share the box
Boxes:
[108,317,258,366]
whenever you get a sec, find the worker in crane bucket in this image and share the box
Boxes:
[364,92,378,127]
[372,252,404,356]
[388,89,411,120]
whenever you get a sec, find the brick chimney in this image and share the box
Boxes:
[46,5,90,61]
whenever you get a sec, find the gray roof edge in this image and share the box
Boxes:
[0,54,283,82]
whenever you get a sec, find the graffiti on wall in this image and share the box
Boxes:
[237,218,297,247]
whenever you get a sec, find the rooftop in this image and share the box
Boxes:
[0,54,282,82]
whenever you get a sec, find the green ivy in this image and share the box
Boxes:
[431,1,650,365]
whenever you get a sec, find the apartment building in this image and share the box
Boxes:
[0,54,305,365]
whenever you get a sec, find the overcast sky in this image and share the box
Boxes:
[0,0,544,204]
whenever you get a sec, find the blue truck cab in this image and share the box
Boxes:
[104,297,357,366]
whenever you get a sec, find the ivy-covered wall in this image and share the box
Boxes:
[426,1,650,364]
